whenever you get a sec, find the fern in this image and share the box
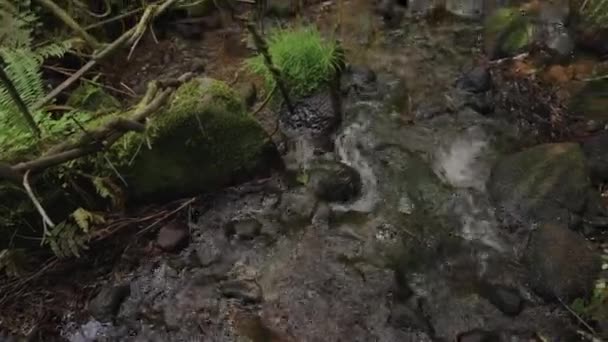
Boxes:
[0,0,37,48]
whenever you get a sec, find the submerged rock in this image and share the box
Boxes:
[117,77,275,201]
[488,143,591,226]
[478,283,523,316]
[278,189,318,224]
[525,223,600,301]
[88,284,131,322]
[307,159,361,203]
[157,221,189,252]
[456,66,492,93]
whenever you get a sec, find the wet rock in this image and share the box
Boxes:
[89,284,131,322]
[226,218,262,240]
[311,201,332,228]
[344,65,377,96]
[478,283,523,316]
[219,279,263,303]
[195,235,227,267]
[376,0,405,27]
[581,131,608,183]
[445,0,484,19]
[278,190,318,224]
[279,91,339,140]
[157,221,189,252]
[525,223,600,301]
[488,143,591,226]
[456,66,492,93]
[457,329,499,342]
[389,302,432,333]
[307,160,361,202]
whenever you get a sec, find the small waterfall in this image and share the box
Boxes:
[332,102,380,213]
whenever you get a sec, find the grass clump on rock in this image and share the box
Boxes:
[245,25,340,98]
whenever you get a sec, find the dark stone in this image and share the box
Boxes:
[478,283,523,316]
[388,302,432,333]
[465,92,494,115]
[278,190,317,224]
[279,91,339,140]
[456,66,492,93]
[219,279,263,303]
[195,235,227,267]
[226,218,262,240]
[307,160,361,202]
[89,284,131,322]
[156,221,189,252]
[581,131,608,183]
[488,143,591,226]
[457,329,499,342]
[525,223,601,301]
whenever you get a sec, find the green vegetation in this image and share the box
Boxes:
[579,0,608,28]
[245,25,340,99]
[484,7,534,56]
[572,279,608,326]
[111,77,270,200]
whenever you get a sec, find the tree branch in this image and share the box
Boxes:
[32,0,180,111]
[35,0,101,49]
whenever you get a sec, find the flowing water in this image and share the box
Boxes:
[60,2,600,341]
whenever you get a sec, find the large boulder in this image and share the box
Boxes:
[116,78,275,201]
[488,143,591,226]
[525,223,600,301]
[581,131,608,183]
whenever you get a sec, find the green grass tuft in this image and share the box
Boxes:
[245,25,339,99]
[579,0,608,28]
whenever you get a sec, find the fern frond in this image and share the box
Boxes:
[0,0,36,48]
[44,221,90,258]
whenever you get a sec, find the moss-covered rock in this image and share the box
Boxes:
[115,77,273,201]
[488,143,591,226]
[67,83,121,114]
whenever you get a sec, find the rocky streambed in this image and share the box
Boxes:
[53,2,608,341]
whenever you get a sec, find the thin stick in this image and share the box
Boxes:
[136,197,197,236]
[43,65,136,97]
[23,170,55,240]
[252,85,276,116]
[557,296,598,336]
[84,7,145,31]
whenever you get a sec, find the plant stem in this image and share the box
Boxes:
[0,58,41,137]
[246,22,295,115]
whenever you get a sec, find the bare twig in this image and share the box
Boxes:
[557,296,598,336]
[23,171,55,242]
[136,197,197,236]
[252,85,276,116]
[42,65,136,98]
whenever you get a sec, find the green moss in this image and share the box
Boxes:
[66,83,121,114]
[485,7,534,56]
[114,78,270,200]
[245,25,339,99]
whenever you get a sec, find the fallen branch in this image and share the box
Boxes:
[32,0,180,111]
[23,170,55,242]
[35,0,101,49]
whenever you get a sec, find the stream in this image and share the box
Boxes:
[57,1,608,341]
